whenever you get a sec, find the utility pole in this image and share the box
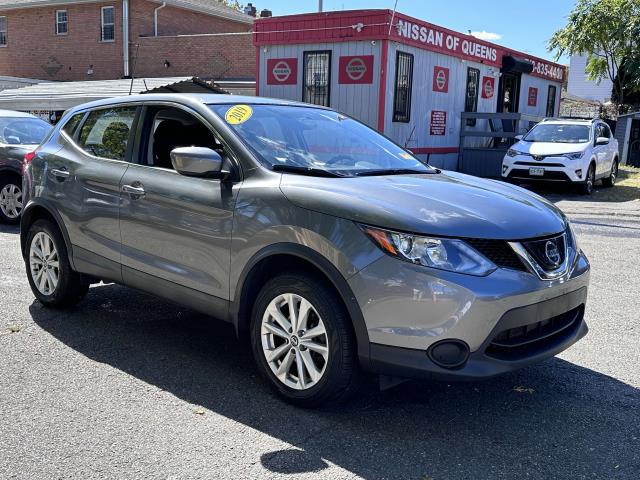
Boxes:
[318,0,323,12]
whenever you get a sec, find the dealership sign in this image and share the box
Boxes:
[339,55,374,84]
[266,58,298,85]
[528,87,538,107]
[481,76,495,99]
[432,66,449,93]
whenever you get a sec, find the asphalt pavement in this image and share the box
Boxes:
[1,195,639,480]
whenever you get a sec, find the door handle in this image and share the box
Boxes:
[122,183,146,198]
[51,168,70,180]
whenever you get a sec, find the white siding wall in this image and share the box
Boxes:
[518,74,562,118]
[259,41,381,129]
[567,54,614,102]
[382,41,499,169]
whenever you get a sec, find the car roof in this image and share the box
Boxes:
[66,93,324,114]
[0,109,42,119]
[540,118,599,126]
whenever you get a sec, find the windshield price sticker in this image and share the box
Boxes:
[225,105,253,125]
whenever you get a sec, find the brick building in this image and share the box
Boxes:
[0,0,255,81]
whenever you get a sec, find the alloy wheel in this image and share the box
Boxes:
[29,232,60,296]
[611,162,617,185]
[0,183,23,219]
[261,293,329,390]
[586,166,594,194]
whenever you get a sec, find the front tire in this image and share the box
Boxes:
[0,174,23,224]
[602,160,618,188]
[250,272,361,407]
[580,163,595,195]
[25,219,89,308]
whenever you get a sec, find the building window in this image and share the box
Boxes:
[101,6,115,42]
[464,67,480,126]
[56,10,68,35]
[303,51,331,107]
[393,51,413,122]
[0,17,7,47]
[546,85,557,117]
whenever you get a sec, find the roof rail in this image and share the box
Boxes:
[541,116,599,122]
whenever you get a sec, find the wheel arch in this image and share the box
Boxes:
[231,243,371,369]
[20,200,74,269]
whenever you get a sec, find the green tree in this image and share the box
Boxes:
[549,0,640,106]
[218,0,243,11]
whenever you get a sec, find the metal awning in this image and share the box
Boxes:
[0,77,231,111]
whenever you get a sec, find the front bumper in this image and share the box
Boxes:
[502,154,584,183]
[349,250,590,380]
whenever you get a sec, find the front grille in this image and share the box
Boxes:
[522,233,566,271]
[485,305,583,361]
[465,239,527,271]
[508,169,571,181]
[514,161,565,168]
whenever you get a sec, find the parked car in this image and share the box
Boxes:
[501,118,619,195]
[0,110,51,224]
[20,95,590,407]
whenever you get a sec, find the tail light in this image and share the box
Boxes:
[22,151,36,174]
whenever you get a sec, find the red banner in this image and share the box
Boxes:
[432,66,449,93]
[528,87,538,107]
[338,55,374,84]
[430,110,447,135]
[481,76,495,99]
[266,58,298,85]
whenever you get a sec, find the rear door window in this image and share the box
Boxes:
[78,106,137,161]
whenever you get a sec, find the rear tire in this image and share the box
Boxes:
[580,163,595,195]
[602,160,618,188]
[0,174,23,224]
[250,272,361,407]
[25,219,89,308]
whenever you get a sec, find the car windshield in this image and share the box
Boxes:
[523,124,591,144]
[210,104,434,176]
[0,117,51,145]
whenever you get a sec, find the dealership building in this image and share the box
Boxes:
[254,9,566,170]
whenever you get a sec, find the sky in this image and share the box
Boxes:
[263,0,576,63]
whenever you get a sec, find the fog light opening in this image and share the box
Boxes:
[427,339,470,369]
[502,165,508,174]
[575,169,582,179]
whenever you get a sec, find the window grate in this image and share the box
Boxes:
[393,52,413,122]
[546,85,557,117]
[303,51,331,107]
[465,68,480,127]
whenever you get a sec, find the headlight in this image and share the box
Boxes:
[564,151,585,160]
[506,148,522,157]
[361,225,497,276]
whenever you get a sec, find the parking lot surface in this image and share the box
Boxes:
[1,195,639,480]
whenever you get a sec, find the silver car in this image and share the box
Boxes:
[0,110,51,223]
[21,95,590,406]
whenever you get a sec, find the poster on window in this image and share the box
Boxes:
[338,55,374,84]
[430,110,447,135]
[481,76,495,99]
[432,66,449,93]
[266,58,298,85]
[528,87,538,107]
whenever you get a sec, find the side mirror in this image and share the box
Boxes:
[6,136,21,145]
[596,137,609,146]
[514,134,523,141]
[170,146,226,178]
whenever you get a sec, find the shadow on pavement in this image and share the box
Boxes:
[29,283,639,479]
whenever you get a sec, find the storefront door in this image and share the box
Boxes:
[497,73,520,113]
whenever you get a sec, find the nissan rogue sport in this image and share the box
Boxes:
[21,95,590,407]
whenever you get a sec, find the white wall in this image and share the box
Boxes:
[567,54,614,102]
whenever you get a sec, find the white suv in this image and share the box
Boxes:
[501,118,619,195]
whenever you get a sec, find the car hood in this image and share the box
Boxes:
[514,141,589,156]
[280,171,566,240]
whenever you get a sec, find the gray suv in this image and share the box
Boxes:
[21,94,590,406]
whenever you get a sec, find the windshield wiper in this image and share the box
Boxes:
[354,168,437,177]
[271,164,345,177]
